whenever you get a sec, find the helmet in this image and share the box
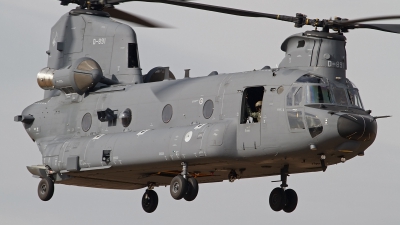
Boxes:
[255,101,262,107]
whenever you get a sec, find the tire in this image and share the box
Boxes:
[142,190,158,213]
[170,175,188,200]
[269,187,285,211]
[283,189,298,213]
[37,177,54,201]
[184,177,199,201]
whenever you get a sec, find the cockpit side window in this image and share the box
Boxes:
[346,79,364,109]
[294,87,303,106]
[348,89,364,108]
[287,111,305,130]
[286,87,297,106]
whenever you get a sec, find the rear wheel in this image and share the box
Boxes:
[184,177,199,201]
[283,189,298,213]
[37,177,54,201]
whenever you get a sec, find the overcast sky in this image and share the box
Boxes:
[1,0,400,224]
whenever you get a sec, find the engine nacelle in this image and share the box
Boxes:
[37,57,102,95]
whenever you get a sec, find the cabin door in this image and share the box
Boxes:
[237,86,264,150]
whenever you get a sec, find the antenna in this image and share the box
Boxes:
[184,69,190,78]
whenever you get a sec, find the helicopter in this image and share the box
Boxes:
[14,0,399,214]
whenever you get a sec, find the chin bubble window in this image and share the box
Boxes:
[305,112,323,138]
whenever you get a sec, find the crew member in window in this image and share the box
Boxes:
[248,101,262,123]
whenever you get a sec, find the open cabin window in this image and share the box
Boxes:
[128,43,139,68]
[240,86,265,124]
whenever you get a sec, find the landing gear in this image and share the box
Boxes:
[269,187,285,211]
[37,176,54,201]
[228,169,238,182]
[170,162,199,201]
[283,189,298,213]
[184,177,199,201]
[269,165,298,213]
[142,189,158,213]
[170,175,188,200]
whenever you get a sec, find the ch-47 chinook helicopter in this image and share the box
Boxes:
[14,0,400,213]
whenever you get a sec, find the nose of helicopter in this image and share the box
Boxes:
[337,114,377,141]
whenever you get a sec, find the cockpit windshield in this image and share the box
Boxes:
[331,83,348,105]
[292,75,364,109]
[306,85,333,104]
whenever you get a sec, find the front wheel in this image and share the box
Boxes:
[37,177,54,201]
[142,190,158,213]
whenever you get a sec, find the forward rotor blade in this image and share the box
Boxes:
[133,0,296,22]
[339,15,400,25]
[103,7,167,28]
[354,24,400,34]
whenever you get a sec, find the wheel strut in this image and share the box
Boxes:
[320,154,327,172]
[269,165,298,213]
[181,162,188,179]
[280,165,289,188]
[170,162,200,201]
[228,169,238,182]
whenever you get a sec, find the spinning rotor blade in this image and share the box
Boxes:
[354,24,400,34]
[103,7,167,28]
[135,1,400,34]
[115,0,298,23]
[338,15,400,25]
[61,0,400,33]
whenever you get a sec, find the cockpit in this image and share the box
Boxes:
[285,74,366,138]
[290,74,364,109]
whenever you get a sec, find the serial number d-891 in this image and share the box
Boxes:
[328,60,345,68]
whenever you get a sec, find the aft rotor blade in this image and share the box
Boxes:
[354,23,400,34]
[103,7,167,28]
[339,15,400,25]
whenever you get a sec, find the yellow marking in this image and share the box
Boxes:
[339,150,353,153]
[306,19,309,25]
[277,15,280,19]
[153,171,215,177]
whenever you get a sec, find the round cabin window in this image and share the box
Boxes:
[277,86,284,94]
[120,108,132,127]
[203,100,214,119]
[162,104,173,123]
[82,113,92,132]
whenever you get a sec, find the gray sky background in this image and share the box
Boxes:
[1,0,400,224]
